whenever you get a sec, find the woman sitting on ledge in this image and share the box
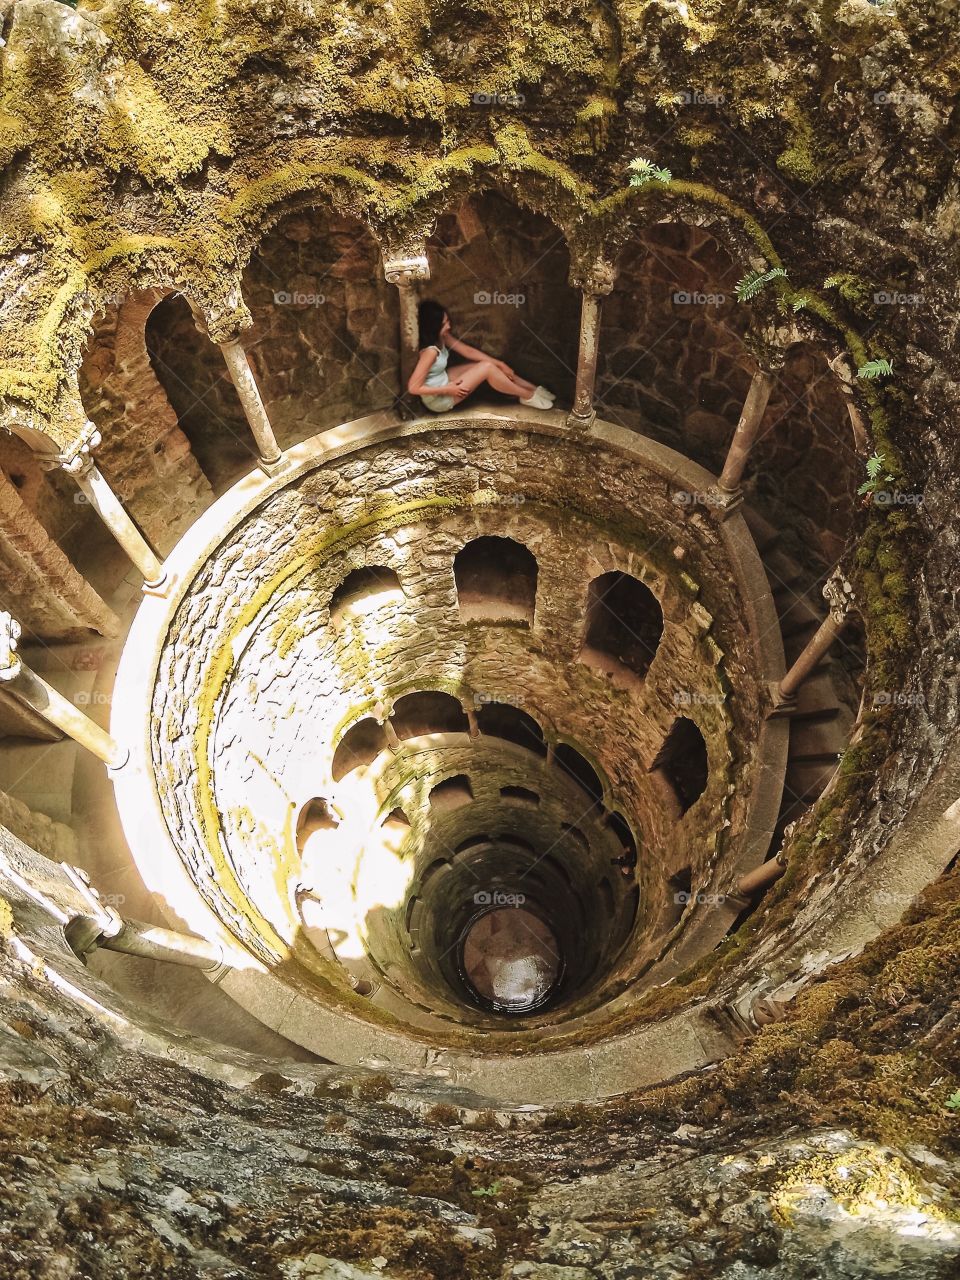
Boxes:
[409,299,556,413]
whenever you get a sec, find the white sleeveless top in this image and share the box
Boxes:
[423,344,450,386]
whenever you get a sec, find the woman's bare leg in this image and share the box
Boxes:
[451,360,538,399]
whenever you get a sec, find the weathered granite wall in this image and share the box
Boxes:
[149,424,775,1052]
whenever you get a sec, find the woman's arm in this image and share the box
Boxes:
[448,334,513,375]
[407,348,468,399]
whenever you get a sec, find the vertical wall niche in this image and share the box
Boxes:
[454,536,538,624]
[580,571,663,686]
[651,718,708,815]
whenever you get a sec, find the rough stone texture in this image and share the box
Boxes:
[0,2,958,1275]
[0,468,118,639]
[146,218,401,490]
[0,786,76,862]
[79,289,214,550]
[1,827,959,1280]
[149,425,773,1053]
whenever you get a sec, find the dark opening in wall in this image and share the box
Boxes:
[331,717,387,781]
[555,743,604,807]
[476,702,547,755]
[330,566,403,622]
[382,807,410,829]
[606,810,638,863]
[391,691,469,739]
[581,571,663,684]
[296,797,339,852]
[651,718,708,815]
[429,775,474,812]
[454,536,538,625]
[501,785,540,806]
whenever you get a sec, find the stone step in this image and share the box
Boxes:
[783,759,835,807]
[741,505,781,554]
[791,670,846,720]
[778,595,824,639]
[788,714,849,762]
[764,548,805,592]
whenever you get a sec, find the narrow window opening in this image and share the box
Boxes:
[454,536,538,625]
[581,571,663,685]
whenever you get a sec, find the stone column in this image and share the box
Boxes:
[55,424,167,592]
[187,299,284,474]
[0,612,127,768]
[567,258,617,430]
[771,571,855,710]
[218,337,284,473]
[382,242,431,408]
[709,370,776,516]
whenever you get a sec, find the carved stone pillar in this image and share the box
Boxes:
[218,338,284,473]
[382,242,431,406]
[188,300,284,474]
[772,571,855,710]
[567,258,617,430]
[54,424,167,592]
[0,612,127,768]
[710,370,776,516]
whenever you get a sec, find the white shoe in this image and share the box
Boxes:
[520,389,553,409]
[535,385,556,401]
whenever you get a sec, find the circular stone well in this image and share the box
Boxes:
[112,409,790,1097]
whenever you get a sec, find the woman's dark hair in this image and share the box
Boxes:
[417,299,448,350]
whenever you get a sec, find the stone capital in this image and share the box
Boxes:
[0,610,23,682]
[189,287,253,345]
[569,256,617,296]
[382,246,431,286]
[822,569,855,626]
[56,420,102,477]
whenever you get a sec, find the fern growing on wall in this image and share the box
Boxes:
[857,358,894,380]
[734,267,787,302]
[627,158,673,187]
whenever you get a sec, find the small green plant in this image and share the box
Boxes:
[945,1090,960,1111]
[628,158,673,187]
[734,266,787,302]
[471,1179,503,1198]
[857,451,894,496]
[857,358,894,379]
